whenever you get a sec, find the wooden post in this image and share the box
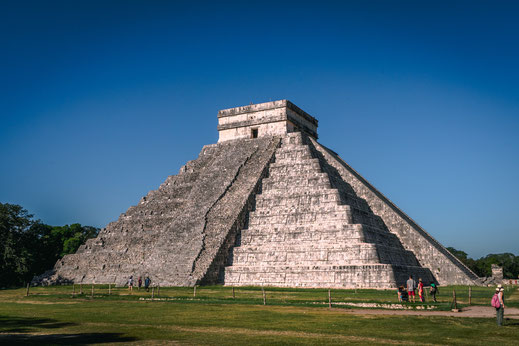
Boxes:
[80,283,83,294]
[469,286,472,305]
[451,289,458,311]
[157,285,160,297]
[91,284,94,298]
[262,287,266,305]
[109,283,111,295]
[193,285,197,297]
[26,283,30,297]
[328,289,332,309]
[232,286,235,299]
[152,286,155,299]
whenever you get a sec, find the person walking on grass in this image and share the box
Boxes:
[493,284,505,326]
[145,276,151,292]
[430,283,439,302]
[417,278,425,302]
[406,275,416,303]
[138,276,142,290]
[128,276,134,291]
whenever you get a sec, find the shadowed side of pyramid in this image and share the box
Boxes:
[36,137,280,286]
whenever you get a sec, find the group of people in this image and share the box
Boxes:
[398,277,507,327]
[397,275,438,303]
[127,275,152,292]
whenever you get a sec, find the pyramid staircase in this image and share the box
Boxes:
[224,132,434,288]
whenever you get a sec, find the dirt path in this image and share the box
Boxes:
[342,305,519,319]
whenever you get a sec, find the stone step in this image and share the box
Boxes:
[264,171,330,183]
[255,191,341,209]
[268,159,322,175]
[249,211,353,226]
[258,187,340,198]
[240,226,399,246]
[268,167,325,179]
[274,151,314,162]
[281,132,306,146]
[231,244,419,267]
[224,264,433,288]
[224,263,397,288]
[262,175,331,190]
[245,220,356,232]
[251,203,349,217]
[275,143,311,153]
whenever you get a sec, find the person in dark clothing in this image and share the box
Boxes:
[138,276,142,290]
[430,283,439,302]
[144,276,151,292]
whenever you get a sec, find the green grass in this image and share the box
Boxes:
[1,285,518,345]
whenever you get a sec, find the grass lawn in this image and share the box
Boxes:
[1,285,518,345]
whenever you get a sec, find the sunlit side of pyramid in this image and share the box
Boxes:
[37,100,478,288]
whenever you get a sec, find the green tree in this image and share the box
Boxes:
[0,203,36,287]
[0,202,99,288]
[448,246,519,279]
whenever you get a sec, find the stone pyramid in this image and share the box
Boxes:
[37,100,478,288]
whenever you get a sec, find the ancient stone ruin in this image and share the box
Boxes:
[36,100,479,288]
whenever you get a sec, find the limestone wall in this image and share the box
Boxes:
[311,139,478,285]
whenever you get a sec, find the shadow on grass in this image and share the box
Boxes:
[0,316,76,333]
[0,333,137,344]
[0,316,137,344]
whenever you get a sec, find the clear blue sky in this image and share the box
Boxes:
[1,1,518,259]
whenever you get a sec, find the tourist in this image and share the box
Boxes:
[128,276,134,291]
[406,275,416,303]
[397,286,405,302]
[138,276,142,290]
[417,278,424,302]
[145,276,151,292]
[430,283,438,302]
[495,284,505,326]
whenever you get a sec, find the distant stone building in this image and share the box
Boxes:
[491,264,504,281]
[36,100,479,288]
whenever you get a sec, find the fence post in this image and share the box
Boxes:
[469,286,472,305]
[73,284,76,295]
[109,283,111,295]
[157,285,160,297]
[328,289,332,309]
[80,283,83,294]
[451,289,458,311]
[232,286,235,299]
[26,283,30,297]
[262,287,266,305]
[91,284,94,298]
[193,285,197,297]
[152,286,155,299]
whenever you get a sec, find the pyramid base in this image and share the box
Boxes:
[224,264,435,289]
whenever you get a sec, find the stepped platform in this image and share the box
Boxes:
[35,100,478,288]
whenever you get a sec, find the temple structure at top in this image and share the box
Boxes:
[217,100,318,142]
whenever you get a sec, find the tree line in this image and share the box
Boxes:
[447,247,519,279]
[0,203,99,288]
